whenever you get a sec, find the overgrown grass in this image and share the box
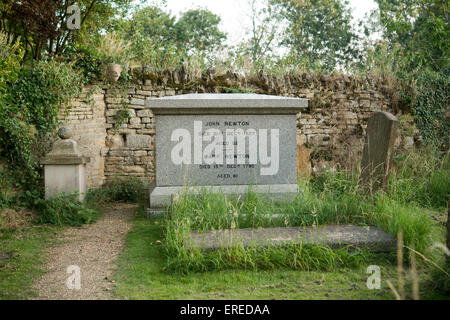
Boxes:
[165,243,376,274]
[389,147,449,209]
[113,208,446,300]
[162,148,447,275]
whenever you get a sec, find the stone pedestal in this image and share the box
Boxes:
[147,93,308,210]
[42,127,90,201]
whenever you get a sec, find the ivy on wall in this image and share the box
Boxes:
[412,70,449,150]
[0,44,84,188]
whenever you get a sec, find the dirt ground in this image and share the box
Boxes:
[30,203,136,300]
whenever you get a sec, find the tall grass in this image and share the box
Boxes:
[162,147,447,274]
[389,147,449,209]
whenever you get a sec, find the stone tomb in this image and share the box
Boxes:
[148,93,308,209]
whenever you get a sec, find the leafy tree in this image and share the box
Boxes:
[374,0,449,72]
[0,0,132,61]
[271,0,361,70]
[174,8,227,55]
[245,0,280,65]
[124,6,177,48]
[118,6,182,72]
[119,6,227,71]
[363,1,449,149]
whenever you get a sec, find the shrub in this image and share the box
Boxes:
[35,194,99,227]
[62,43,103,83]
[86,177,147,204]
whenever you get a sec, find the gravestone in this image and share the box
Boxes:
[360,111,398,192]
[147,93,308,209]
[42,126,90,201]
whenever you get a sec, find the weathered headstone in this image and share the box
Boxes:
[147,93,308,209]
[42,126,90,201]
[360,111,398,192]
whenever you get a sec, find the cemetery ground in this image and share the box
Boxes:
[1,147,448,300]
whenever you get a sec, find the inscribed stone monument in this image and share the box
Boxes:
[147,94,308,209]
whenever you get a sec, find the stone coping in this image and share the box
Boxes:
[147,93,308,115]
[184,225,396,252]
[41,156,91,165]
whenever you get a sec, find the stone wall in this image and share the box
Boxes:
[61,72,400,187]
[59,87,107,188]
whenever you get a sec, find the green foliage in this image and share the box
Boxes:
[0,54,84,186]
[0,33,23,95]
[373,198,436,254]
[165,242,372,274]
[162,143,449,275]
[390,147,450,209]
[271,0,361,70]
[86,177,146,204]
[375,0,449,72]
[0,0,133,61]
[113,108,132,129]
[62,43,103,83]
[175,9,227,55]
[125,6,177,48]
[360,1,449,149]
[131,38,185,73]
[117,5,228,72]
[243,0,280,66]
[0,223,60,299]
[412,70,450,149]
[34,194,99,227]
[12,60,83,132]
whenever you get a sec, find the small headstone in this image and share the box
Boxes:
[360,112,398,192]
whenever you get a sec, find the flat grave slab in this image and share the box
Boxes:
[184,225,396,252]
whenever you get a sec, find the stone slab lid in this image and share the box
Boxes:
[147,93,308,115]
[184,225,396,252]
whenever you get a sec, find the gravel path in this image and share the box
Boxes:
[31,203,136,300]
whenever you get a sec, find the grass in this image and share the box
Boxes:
[0,224,62,299]
[161,175,442,274]
[112,208,447,300]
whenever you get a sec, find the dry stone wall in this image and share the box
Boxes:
[61,72,399,188]
[59,87,107,189]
